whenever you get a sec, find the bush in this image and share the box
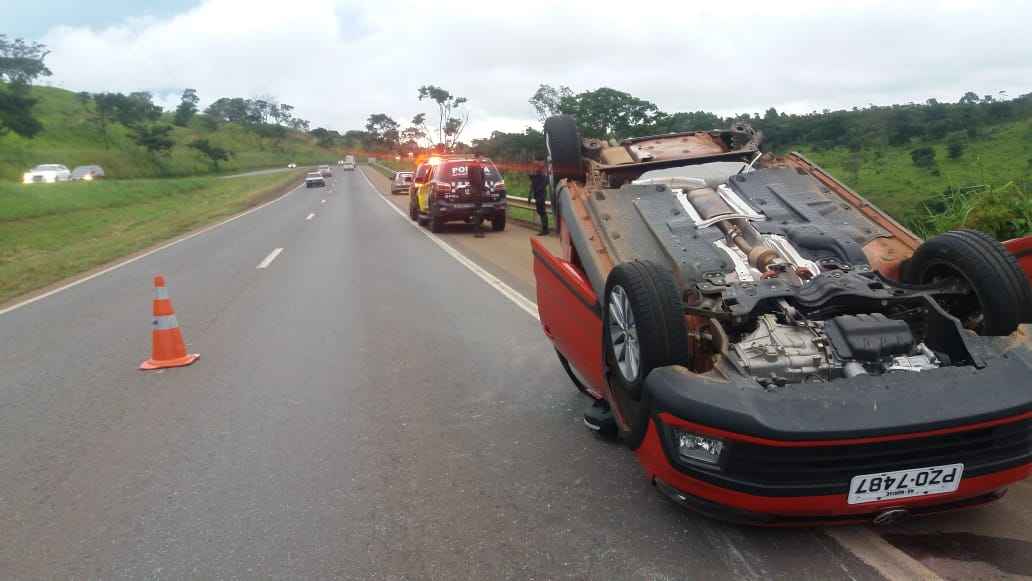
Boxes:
[947,141,965,159]
[913,182,1031,240]
[910,146,937,170]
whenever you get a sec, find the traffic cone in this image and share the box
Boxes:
[139,275,200,370]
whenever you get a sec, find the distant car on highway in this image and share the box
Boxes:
[319,165,332,178]
[22,164,71,184]
[305,171,326,188]
[288,162,297,168]
[391,171,414,195]
[70,165,105,181]
[413,156,507,232]
[341,155,356,171]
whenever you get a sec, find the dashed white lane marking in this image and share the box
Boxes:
[321,199,326,204]
[1,182,304,317]
[359,166,942,581]
[256,248,284,269]
[306,213,315,221]
[358,169,538,320]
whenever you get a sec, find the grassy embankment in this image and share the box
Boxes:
[0,170,302,304]
[798,118,1032,239]
[0,85,340,181]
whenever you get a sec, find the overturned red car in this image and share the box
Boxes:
[532,115,1032,525]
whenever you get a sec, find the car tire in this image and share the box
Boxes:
[903,229,1032,335]
[409,198,418,221]
[603,261,689,449]
[430,210,444,233]
[544,115,584,188]
[491,213,506,231]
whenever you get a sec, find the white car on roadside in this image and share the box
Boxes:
[23,164,71,184]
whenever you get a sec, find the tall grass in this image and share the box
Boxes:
[910,182,1032,240]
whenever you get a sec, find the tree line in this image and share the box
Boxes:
[1,35,313,171]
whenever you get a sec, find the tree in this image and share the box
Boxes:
[910,146,937,171]
[0,35,51,84]
[130,124,175,156]
[557,87,661,140]
[959,91,980,105]
[417,85,468,149]
[0,35,52,138]
[310,127,341,148]
[947,140,965,159]
[174,88,199,127]
[116,92,162,127]
[365,113,400,148]
[189,138,232,170]
[528,84,573,122]
[88,93,121,147]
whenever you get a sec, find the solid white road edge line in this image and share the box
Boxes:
[358,166,942,581]
[306,213,315,221]
[0,183,304,317]
[358,168,539,320]
[256,248,284,270]
[826,528,942,581]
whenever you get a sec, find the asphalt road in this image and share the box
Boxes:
[0,169,911,579]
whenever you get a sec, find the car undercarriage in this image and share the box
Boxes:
[532,115,1032,524]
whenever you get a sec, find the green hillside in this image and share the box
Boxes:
[0,85,339,181]
[797,118,1032,236]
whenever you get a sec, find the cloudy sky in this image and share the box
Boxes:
[9,0,1032,139]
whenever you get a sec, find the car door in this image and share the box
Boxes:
[531,238,606,397]
[418,166,435,212]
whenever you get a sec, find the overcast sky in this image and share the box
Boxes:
[11,0,1032,139]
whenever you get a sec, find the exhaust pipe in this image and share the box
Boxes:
[872,508,910,526]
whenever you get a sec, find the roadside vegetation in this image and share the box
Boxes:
[0,85,339,181]
[0,171,302,304]
[353,83,1030,240]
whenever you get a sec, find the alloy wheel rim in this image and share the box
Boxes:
[608,285,640,381]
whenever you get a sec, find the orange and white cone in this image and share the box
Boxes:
[139,275,200,370]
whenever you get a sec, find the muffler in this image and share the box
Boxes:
[872,508,910,525]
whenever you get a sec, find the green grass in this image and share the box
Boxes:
[0,85,342,181]
[0,171,303,304]
[796,119,1032,234]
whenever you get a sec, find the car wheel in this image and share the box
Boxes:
[409,198,418,221]
[491,213,506,231]
[544,115,584,190]
[430,211,444,233]
[603,261,689,449]
[903,229,1032,335]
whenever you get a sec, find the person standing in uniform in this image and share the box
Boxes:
[528,160,550,236]
[468,153,487,238]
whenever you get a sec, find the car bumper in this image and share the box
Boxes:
[639,416,1028,525]
[305,181,325,187]
[633,351,1032,523]
[432,201,507,220]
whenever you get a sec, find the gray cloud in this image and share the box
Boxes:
[40,0,1032,139]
